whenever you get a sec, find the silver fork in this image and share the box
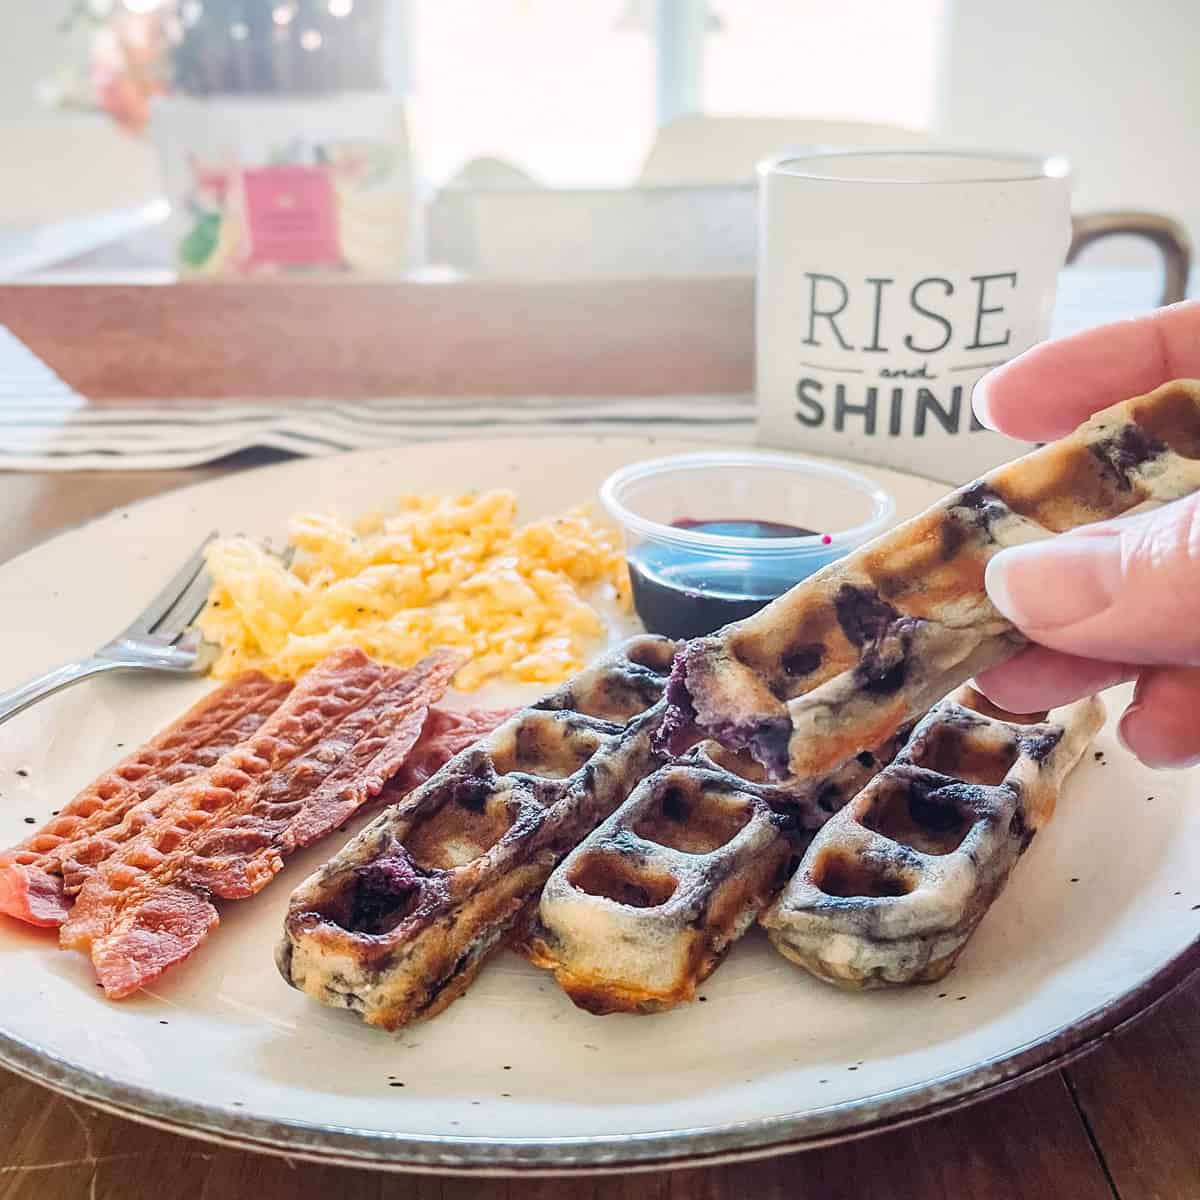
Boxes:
[0,534,219,729]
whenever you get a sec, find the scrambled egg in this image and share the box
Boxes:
[197,491,630,690]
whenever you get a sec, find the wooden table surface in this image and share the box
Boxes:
[0,461,1197,1200]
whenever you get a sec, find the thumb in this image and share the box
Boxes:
[985,492,1200,667]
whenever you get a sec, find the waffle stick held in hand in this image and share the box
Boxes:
[662,380,1200,780]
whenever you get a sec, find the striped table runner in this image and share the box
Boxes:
[1,268,1185,470]
[0,327,754,471]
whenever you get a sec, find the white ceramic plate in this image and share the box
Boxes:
[0,437,1196,1176]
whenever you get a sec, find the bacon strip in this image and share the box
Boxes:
[378,705,518,801]
[61,647,460,999]
[0,673,292,927]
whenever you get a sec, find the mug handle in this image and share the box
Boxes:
[1068,211,1193,306]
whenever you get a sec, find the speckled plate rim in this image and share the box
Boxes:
[0,443,1195,1176]
[0,938,1195,1175]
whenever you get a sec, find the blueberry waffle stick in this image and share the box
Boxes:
[524,732,907,1014]
[761,686,1104,988]
[277,636,677,1029]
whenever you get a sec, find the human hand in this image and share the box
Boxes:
[972,300,1200,769]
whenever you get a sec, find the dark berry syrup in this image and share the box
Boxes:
[627,517,837,640]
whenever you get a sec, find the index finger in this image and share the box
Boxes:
[973,299,1200,442]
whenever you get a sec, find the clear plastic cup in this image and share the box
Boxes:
[600,451,895,640]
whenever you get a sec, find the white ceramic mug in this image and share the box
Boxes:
[755,150,1192,482]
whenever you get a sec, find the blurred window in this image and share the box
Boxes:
[408,0,654,187]
[407,0,946,186]
[703,1,945,131]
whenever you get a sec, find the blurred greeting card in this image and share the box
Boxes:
[149,93,413,278]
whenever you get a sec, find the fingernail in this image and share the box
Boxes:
[971,373,1001,432]
[985,535,1122,632]
[1119,702,1200,769]
[1116,706,1139,756]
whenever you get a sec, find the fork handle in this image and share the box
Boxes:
[0,658,125,730]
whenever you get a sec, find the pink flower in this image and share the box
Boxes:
[87,11,170,135]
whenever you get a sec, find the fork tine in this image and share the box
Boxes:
[120,533,218,638]
[150,563,214,644]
